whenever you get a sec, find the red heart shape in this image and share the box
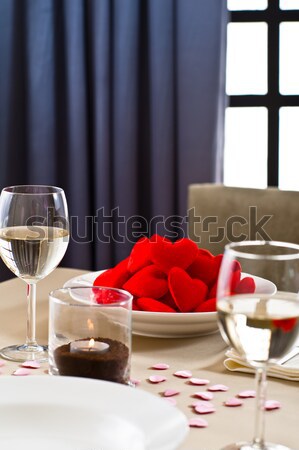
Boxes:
[160,291,179,311]
[195,297,216,312]
[187,254,223,287]
[168,267,208,312]
[136,297,176,312]
[93,257,130,289]
[123,265,168,299]
[234,277,255,294]
[150,238,198,274]
[127,237,152,274]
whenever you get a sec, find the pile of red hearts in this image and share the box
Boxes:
[93,235,255,313]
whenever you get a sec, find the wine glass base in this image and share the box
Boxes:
[221,442,292,450]
[0,344,48,362]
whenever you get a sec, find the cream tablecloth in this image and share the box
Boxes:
[0,267,298,450]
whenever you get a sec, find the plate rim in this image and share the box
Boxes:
[0,375,189,450]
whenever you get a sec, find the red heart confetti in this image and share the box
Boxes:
[234,277,256,294]
[195,297,216,313]
[174,370,192,378]
[150,238,198,274]
[92,234,255,314]
[189,418,208,428]
[224,397,243,407]
[148,375,167,383]
[123,265,168,299]
[188,254,223,287]
[169,267,208,312]
[93,257,130,289]
[127,237,152,274]
[136,297,176,312]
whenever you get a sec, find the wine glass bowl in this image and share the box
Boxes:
[0,185,69,362]
[217,241,299,450]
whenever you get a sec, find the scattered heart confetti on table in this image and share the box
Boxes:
[189,417,209,428]
[163,389,180,397]
[194,391,214,401]
[264,400,281,410]
[224,397,243,407]
[189,377,210,386]
[194,403,216,414]
[148,375,167,383]
[21,360,41,369]
[238,390,256,398]
[174,370,192,378]
[192,400,214,408]
[208,384,229,392]
[130,378,141,386]
[151,363,170,370]
[12,368,31,376]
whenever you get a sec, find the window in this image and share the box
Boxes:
[224,0,299,190]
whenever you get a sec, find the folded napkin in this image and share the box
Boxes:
[224,348,299,381]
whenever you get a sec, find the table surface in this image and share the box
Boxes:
[0,267,298,450]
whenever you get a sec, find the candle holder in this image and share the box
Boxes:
[48,286,132,384]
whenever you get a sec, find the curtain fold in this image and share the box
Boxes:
[0,0,227,280]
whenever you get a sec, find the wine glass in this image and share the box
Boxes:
[0,185,69,362]
[217,241,299,450]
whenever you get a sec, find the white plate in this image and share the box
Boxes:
[0,376,188,450]
[64,271,276,338]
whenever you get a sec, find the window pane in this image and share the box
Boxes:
[279,108,299,191]
[228,0,267,10]
[224,107,268,189]
[226,23,268,95]
[280,0,299,9]
[280,23,299,94]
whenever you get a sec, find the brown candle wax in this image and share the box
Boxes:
[54,337,129,384]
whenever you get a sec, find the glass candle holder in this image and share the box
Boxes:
[48,287,132,384]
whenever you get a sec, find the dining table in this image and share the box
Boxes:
[0,267,298,450]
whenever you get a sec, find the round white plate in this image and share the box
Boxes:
[63,271,276,338]
[0,376,188,450]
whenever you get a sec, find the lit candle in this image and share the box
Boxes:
[70,338,109,353]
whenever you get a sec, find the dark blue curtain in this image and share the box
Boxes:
[0,0,227,280]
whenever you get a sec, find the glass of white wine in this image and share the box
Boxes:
[0,185,69,362]
[217,241,299,450]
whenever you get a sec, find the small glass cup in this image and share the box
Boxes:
[48,286,132,384]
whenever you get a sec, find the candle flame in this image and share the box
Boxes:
[88,338,95,349]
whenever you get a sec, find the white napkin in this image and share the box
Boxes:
[224,348,299,381]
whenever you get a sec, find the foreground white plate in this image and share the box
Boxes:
[0,376,188,450]
[64,271,276,338]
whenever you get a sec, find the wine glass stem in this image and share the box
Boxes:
[253,366,267,448]
[26,283,38,348]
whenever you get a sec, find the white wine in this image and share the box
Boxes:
[0,226,69,283]
[218,293,299,365]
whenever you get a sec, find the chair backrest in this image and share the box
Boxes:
[188,183,299,255]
